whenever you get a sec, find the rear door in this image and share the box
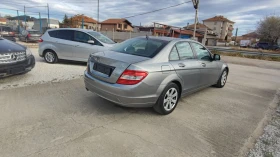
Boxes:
[190,42,220,86]
[169,41,201,93]
[51,30,75,59]
[72,31,101,61]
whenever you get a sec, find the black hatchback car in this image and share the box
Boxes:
[0,37,35,77]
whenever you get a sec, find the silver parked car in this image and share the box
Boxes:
[39,28,115,63]
[19,29,42,43]
[84,36,229,115]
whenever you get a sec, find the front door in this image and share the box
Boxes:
[72,31,101,62]
[169,41,201,94]
[190,42,220,86]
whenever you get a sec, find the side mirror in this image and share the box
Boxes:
[88,40,95,44]
[213,54,220,60]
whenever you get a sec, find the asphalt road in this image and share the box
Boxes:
[1,62,280,157]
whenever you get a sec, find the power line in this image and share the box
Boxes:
[123,1,192,18]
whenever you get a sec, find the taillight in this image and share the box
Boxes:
[38,38,43,42]
[9,32,15,35]
[27,34,31,37]
[116,69,148,85]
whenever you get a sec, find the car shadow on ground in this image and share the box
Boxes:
[82,93,160,116]
[36,57,87,66]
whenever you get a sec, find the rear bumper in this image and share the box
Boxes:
[84,71,158,107]
[0,55,35,77]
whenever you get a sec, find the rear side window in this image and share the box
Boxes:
[57,30,73,40]
[48,30,73,41]
[175,42,195,59]
[169,42,194,60]
[48,30,57,37]
[0,27,12,32]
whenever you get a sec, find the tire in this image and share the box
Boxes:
[44,50,58,64]
[153,83,180,115]
[214,69,228,88]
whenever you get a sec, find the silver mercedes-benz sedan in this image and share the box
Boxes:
[84,36,229,115]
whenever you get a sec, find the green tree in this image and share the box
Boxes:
[62,14,69,25]
[257,16,280,44]
[4,15,12,18]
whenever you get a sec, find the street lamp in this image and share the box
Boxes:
[192,0,199,40]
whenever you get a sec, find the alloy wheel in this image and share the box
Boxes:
[163,88,178,111]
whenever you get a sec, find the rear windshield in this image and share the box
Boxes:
[110,38,169,58]
[0,27,12,32]
[29,31,40,34]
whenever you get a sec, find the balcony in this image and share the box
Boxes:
[228,27,234,31]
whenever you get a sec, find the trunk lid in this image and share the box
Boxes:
[89,50,149,83]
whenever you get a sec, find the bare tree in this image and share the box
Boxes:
[257,16,280,44]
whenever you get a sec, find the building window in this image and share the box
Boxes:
[213,27,216,30]
[214,22,217,25]
[118,24,122,29]
[124,24,127,29]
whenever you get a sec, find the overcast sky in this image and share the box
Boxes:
[1,0,280,35]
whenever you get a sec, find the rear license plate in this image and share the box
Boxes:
[93,63,115,76]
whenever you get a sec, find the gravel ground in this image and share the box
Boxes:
[0,48,86,90]
[247,92,280,157]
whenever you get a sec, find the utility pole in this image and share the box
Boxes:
[24,6,26,29]
[192,0,199,40]
[234,27,238,45]
[97,0,99,31]
[47,3,50,28]
[39,12,42,33]
[17,10,20,33]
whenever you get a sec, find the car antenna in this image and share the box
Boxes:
[146,34,149,40]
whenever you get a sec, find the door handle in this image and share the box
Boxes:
[201,63,206,67]
[75,45,79,47]
[178,63,185,67]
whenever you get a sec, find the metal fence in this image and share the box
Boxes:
[100,31,152,42]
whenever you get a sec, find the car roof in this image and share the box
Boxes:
[136,36,199,43]
[47,28,98,33]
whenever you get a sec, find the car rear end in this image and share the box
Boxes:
[0,26,16,42]
[27,30,42,42]
[84,37,170,107]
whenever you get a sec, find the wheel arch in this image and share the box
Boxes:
[43,49,58,58]
[156,72,183,99]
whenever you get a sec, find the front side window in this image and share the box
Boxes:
[110,38,168,58]
[87,31,115,44]
[191,43,212,60]
[74,31,93,43]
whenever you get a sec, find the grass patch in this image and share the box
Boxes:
[230,47,280,54]
[264,151,274,157]
[213,50,280,62]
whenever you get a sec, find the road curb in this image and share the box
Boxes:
[238,89,280,157]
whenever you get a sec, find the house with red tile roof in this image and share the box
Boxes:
[69,15,100,30]
[100,18,133,32]
[203,15,235,41]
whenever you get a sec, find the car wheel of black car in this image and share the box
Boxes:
[153,83,180,115]
[44,50,58,63]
